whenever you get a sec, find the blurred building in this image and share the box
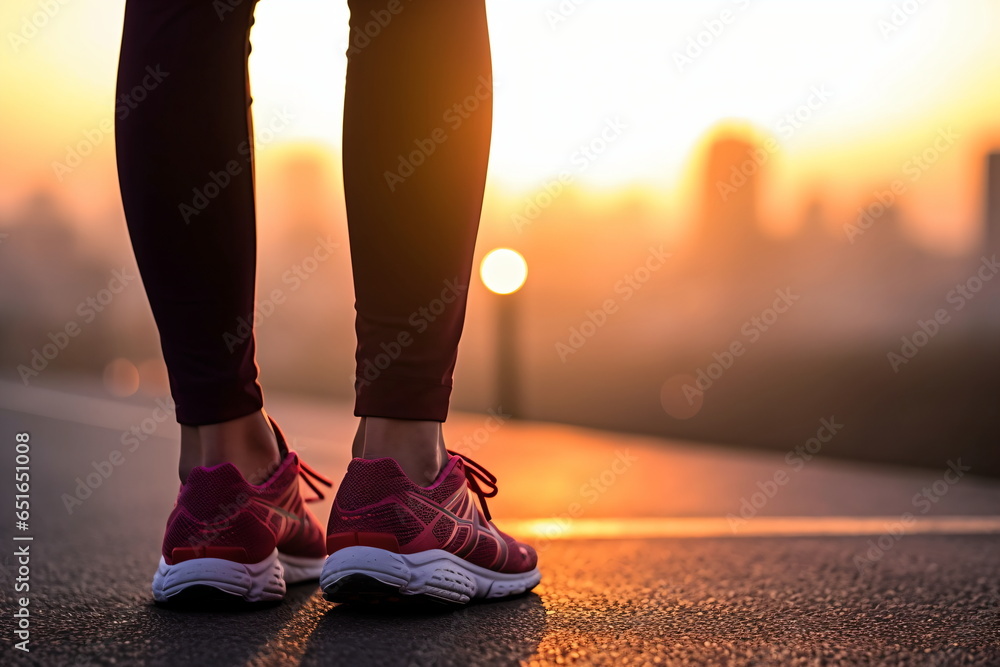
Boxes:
[696,134,772,273]
[986,152,1000,254]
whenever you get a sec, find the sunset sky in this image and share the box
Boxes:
[3,0,1000,253]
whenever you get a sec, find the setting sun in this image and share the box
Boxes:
[4,3,1000,658]
[2,0,1000,251]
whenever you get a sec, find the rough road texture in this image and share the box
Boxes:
[1,385,998,665]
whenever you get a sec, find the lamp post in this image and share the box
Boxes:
[479,248,528,418]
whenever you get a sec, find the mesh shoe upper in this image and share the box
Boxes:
[161,429,327,566]
[327,454,537,574]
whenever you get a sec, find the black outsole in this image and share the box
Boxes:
[154,585,282,611]
[322,574,464,610]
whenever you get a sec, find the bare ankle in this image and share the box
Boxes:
[198,410,281,484]
[362,417,448,486]
[178,425,200,483]
[351,417,366,459]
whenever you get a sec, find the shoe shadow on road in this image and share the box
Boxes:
[130,583,320,664]
[297,592,547,666]
[123,586,545,666]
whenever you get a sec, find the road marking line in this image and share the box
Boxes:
[5,382,1000,539]
[505,516,1000,539]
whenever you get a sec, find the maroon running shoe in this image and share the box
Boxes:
[321,451,540,605]
[152,417,331,604]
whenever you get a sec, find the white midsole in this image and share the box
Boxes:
[278,552,326,584]
[320,546,541,604]
[152,549,325,602]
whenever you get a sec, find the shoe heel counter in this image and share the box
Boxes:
[326,531,401,555]
[326,465,426,550]
[162,507,277,565]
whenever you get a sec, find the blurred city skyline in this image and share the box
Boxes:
[2,0,999,475]
[4,1,1000,253]
[2,124,998,472]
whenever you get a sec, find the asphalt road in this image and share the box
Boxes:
[1,381,998,666]
[3,528,999,666]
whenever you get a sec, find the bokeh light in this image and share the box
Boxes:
[660,374,704,420]
[137,358,170,397]
[103,358,139,397]
[480,248,528,295]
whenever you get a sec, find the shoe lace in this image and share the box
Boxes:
[447,450,498,522]
[298,460,333,502]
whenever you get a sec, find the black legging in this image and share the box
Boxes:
[115,0,492,425]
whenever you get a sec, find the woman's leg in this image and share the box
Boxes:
[115,0,277,482]
[343,0,493,482]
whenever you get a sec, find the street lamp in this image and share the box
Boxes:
[480,248,528,418]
